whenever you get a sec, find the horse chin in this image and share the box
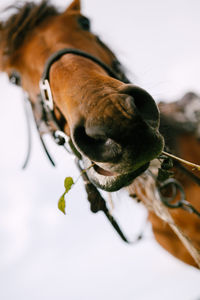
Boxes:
[82,156,149,192]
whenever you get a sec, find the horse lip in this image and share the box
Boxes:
[82,156,150,192]
[86,159,138,180]
[93,162,117,177]
[83,157,121,179]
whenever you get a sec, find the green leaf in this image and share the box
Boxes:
[58,193,66,215]
[57,177,74,215]
[64,177,74,192]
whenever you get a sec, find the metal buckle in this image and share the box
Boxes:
[54,130,73,154]
[39,79,54,110]
[54,130,67,145]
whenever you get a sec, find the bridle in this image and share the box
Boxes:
[10,48,145,244]
[9,47,200,246]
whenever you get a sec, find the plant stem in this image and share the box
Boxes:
[162,151,200,172]
[74,162,95,184]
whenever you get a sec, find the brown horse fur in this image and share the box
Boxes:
[0,0,200,268]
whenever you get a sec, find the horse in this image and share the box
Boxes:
[0,0,199,268]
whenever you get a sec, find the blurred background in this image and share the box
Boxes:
[0,0,200,299]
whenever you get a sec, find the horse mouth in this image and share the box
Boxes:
[82,157,150,192]
[93,163,116,176]
[76,129,164,192]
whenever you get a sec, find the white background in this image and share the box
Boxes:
[0,1,200,299]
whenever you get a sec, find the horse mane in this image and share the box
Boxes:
[0,0,129,81]
[0,0,58,56]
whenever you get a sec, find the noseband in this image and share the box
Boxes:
[39,48,129,111]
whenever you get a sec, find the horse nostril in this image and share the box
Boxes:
[120,85,160,129]
[72,125,122,162]
[124,95,137,116]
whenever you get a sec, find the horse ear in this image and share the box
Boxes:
[65,0,81,13]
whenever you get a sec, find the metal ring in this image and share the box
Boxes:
[54,130,73,154]
[158,178,186,208]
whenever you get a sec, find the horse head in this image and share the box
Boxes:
[0,0,164,191]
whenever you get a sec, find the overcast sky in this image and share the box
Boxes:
[0,1,200,300]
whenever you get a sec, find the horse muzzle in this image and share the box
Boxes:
[71,85,164,191]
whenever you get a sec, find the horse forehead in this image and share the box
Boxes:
[21,15,92,58]
[17,17,78,65]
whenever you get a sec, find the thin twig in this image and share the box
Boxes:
[74,162,95,184]
[162,151,200,172]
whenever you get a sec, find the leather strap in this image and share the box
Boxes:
[41,48,121,81]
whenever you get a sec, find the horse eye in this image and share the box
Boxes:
[78,16,90,31]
